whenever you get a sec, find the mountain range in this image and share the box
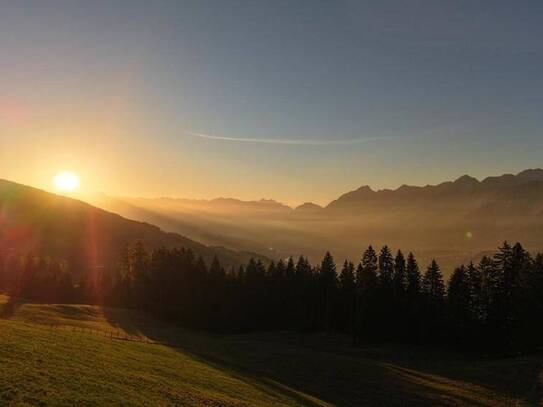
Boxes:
[90,169,543,275]
[327,168,543,216]
[2,169,543,278]
[102,168,543,214]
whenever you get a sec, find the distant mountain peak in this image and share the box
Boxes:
[326,169,543,211]
[259,198,285,205]
[454,174,479,185]
[516,168,543,181]
[294,202,323,211]
[355,185,374,193]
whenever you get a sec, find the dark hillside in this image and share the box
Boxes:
[0,179,266,274]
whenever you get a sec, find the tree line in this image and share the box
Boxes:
[0,252,74,302]
[1,241,542,355]
[107,241,543,355]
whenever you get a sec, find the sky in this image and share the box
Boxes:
[1,0,542,205]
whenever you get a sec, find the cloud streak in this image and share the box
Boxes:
[186,131,389,146]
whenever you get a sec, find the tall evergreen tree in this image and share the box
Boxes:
[361,246,378,280]
[119,241,149,307]
[529,253,543,305]
[466,261,482,321]
[295,255,311,277]
[286,257,295,279]
[423,259,445,303]
[209,255,225,280]
[294,255,315,330]
[406,252,421,296]
[393,250,407,295]
[421,259,445,342]
[357,247,378,292]
[339,260,356,333]
[447,265,471,347]
[319,252,337,332]
[339,260,356,292]
[403,252,423,343]
[509,242,533,351]
[378,246,394,287]
[354,247,380,343]
[355,263,363,289]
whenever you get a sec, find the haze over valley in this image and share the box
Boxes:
[90,168,543,275]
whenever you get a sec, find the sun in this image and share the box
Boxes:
[53,171,80,192]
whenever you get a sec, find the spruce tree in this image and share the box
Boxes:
[393,250,407,294]
[122,241,150,307]
[359,247,378,291]
[361,246,378,277]
[294,255,314,330]
[339,260,356,292]
[355,263,364,289]
[378,246,394,287]
[354,246,380,343]
[406,252,421,296]
[466,261,482,320]
[447,265,471,346]
[286,257,295,279]
[339,260,356,333]
[275,259,287,282]
[528,253,543,345]
[295,255,311,276]
[420,259,445,342]
[266,260,277,277]
[320,252,337,332]
[423,259,445,303]
[530,253,543,304]
[209,255,224,280]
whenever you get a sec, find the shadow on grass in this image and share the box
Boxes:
[3,296,541,406]
[102,307,540,406]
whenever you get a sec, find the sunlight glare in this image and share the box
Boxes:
[53,171,80,192]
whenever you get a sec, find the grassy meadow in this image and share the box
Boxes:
[0,295,541,406]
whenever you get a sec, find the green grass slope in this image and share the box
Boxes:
[0,296,541,406]
[0,320,312,406]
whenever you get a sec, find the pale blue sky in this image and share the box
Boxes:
[1,1,542,204]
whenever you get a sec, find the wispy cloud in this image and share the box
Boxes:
[186,131,389,146]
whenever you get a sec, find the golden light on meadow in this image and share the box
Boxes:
[53,171,80,193]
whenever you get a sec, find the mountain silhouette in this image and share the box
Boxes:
[89,169,543,275]
[325,169,543,214]
[0,179,267,275]
[294,202,323,212]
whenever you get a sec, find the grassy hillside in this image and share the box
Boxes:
[0,295,541,406]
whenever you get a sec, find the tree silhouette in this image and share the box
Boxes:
[393,250,407,295]
[422,259,445,342]
[8,238,543,355]
[447,265,471,348]
[339,260,356,333]
[406,252,421,296]
[319,252,337,332]
[378,246,394,287]
[423,259,445,303]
